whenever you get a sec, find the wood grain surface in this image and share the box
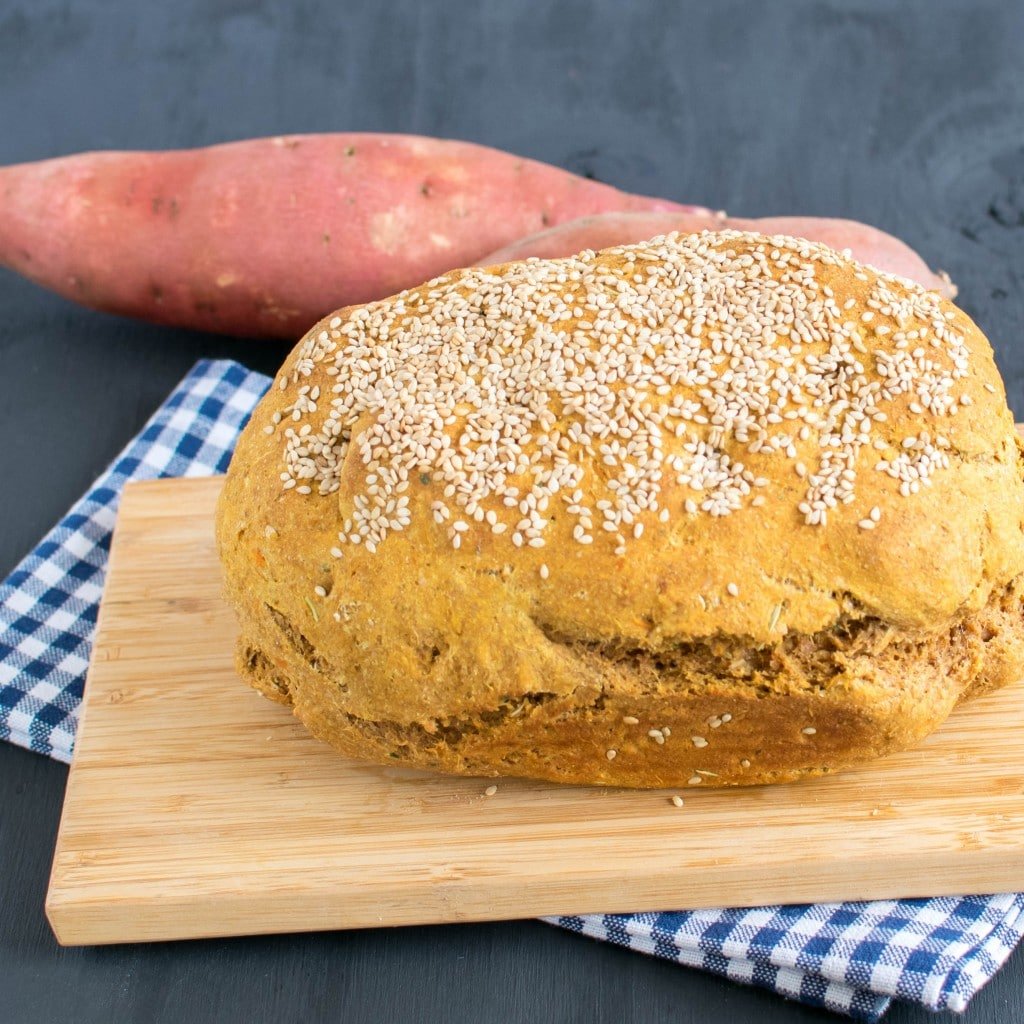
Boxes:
[46,475,1024,946]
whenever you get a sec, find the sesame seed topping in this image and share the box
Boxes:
[264,525,277,538]
[740,758,751,768]
[727,582,739,597]
[539,563,549,580]
[648,728,666,745]
[687,775,703,786]
[720,713,732,723]
[691,736,708,748]
[273,231,971,558]
[670,795,685,807]
[484,785,498,797]
[623,715,640,725]
[313,585,327,598]
[606,748,617,760]
[802,726,817,735]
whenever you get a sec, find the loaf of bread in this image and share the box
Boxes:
[216,231,1024,787]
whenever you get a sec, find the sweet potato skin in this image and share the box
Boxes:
[482,212,956,296]
[0,134,699,338]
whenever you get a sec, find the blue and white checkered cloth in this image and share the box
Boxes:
[2,359,1022,1020]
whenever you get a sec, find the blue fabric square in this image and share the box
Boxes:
[700,921,736,950]
[800,935,837,960]
[47,630,82,652]
[34,702,68,726]
[904,948,942,974]
[176,433,201,459]
[66,560,99,582]
[9,614,43,637]
[751,926,788,950]
[0,687,23,709]
[38,587,73,610]
[95,486,118,504]
[198,396,225,422]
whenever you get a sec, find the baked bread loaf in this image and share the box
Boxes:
[216,231,1024,788]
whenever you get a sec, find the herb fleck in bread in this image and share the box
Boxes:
[216,231,1024,787]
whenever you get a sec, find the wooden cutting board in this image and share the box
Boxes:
[46,476,1024,946]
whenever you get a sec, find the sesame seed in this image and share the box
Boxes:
[687,775,703,786]
[484,785,498,797]
[648,728,666,745]
[858,518,876,530]
[623,716,640,725]
[802,726,817,735]
[727,582,739,597]
[740,758,751,768]
[606,749,617,761]
[270,232,970,560]
[539,563,549,580]
[264,525,277,538]
[313,585,327,598]
[720,713,732,723]
[870,506,881,522]
[691,736,708,748]
[670,795,685,807]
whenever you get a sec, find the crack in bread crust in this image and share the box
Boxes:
[235,575,1024,787]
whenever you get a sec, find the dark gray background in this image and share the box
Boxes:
[2,1,1023,1021]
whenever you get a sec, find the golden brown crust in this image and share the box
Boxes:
[216,231,1024,787]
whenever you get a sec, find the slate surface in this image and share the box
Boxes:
[2,1,1023,1020]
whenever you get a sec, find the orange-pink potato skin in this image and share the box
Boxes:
[482,212,954,296]
[0,134,701,338]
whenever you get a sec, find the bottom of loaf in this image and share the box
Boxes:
[234,576,1024,788]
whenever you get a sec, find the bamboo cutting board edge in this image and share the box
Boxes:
[45,476,1024,946]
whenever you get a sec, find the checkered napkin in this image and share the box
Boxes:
[2,359,1022,1019]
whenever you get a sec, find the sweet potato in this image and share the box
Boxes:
[0,134,702,338]
[482,212,956,297]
